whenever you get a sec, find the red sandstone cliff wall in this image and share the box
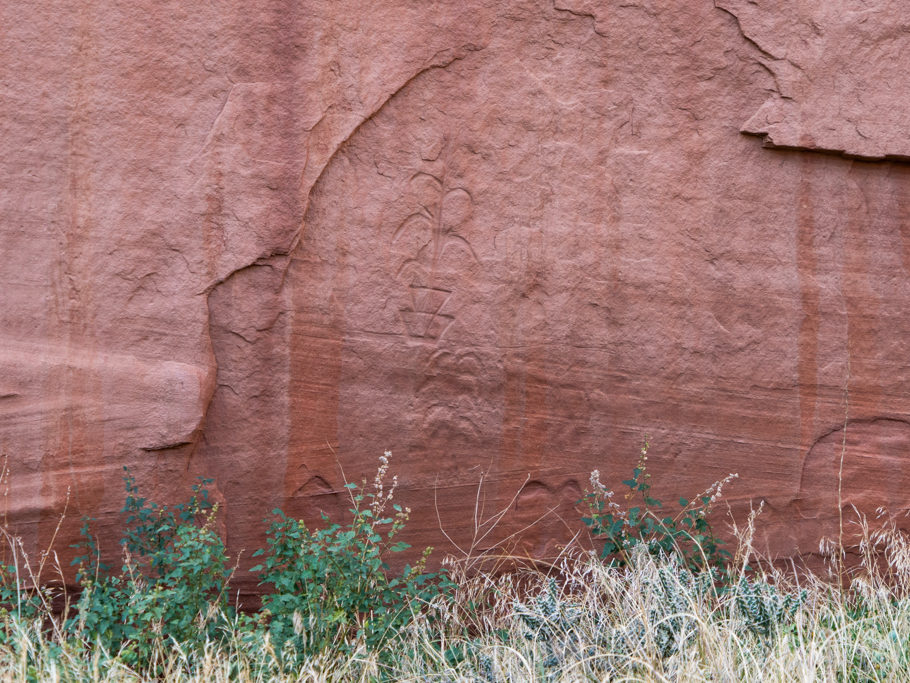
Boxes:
[2,1,909,584]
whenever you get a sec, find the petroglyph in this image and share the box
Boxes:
[391,142,478,343]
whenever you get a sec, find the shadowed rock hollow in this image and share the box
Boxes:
[2,0,910,589]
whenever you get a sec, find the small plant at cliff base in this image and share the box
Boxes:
[0,539,55,637]
[581,440,737,572]
[513,551,712,679]
[0,458,62,635]
[67,469,231,670]
[250,450,452,668]
[512,577,594,677]
[733,574,806,638]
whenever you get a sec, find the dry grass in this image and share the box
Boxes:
[2,512,910,682]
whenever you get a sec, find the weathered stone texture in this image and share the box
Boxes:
[2,1,910,583]
[718,0,910,160]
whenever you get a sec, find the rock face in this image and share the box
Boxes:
[2,0,910,586]
[718,0,910,160]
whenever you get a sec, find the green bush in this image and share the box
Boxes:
[0,563,47,629]
[66,470,231,669]
[581,442,735,571]
[250,452,452,665]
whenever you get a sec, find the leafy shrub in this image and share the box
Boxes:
[581,441,735,571]
[67,470,231,669]
[0,562,47,628]
[250,451,452,665]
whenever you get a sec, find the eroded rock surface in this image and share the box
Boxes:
[718,0,910,160]
[2,0,910,584]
